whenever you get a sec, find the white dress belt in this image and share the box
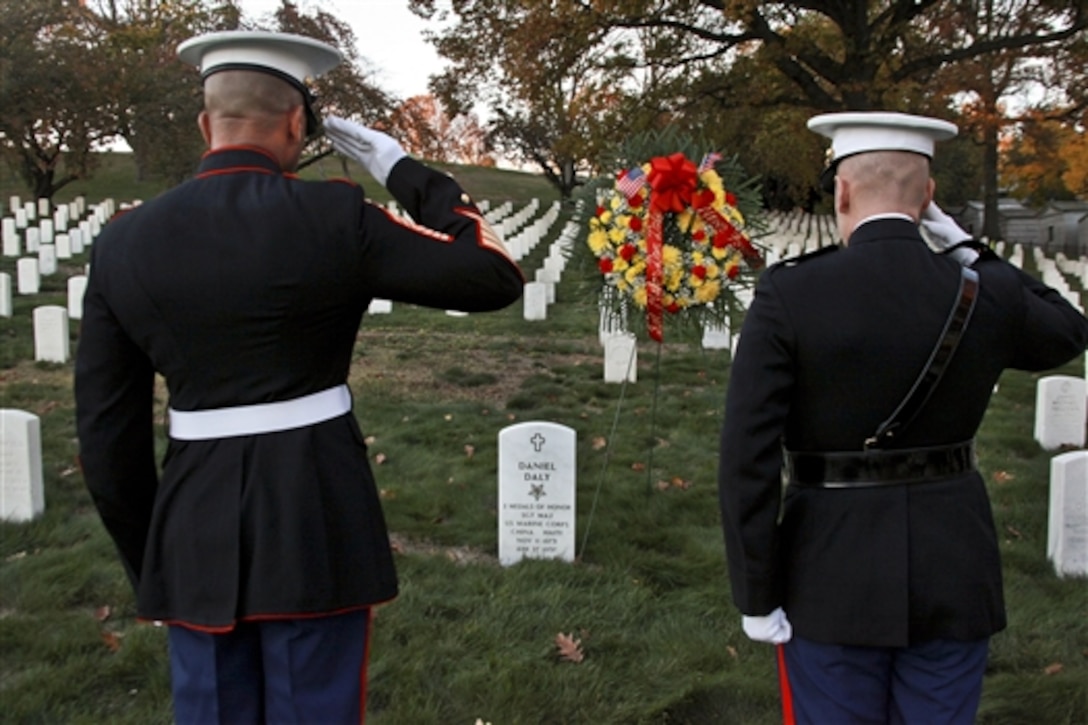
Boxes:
[168,384,352,441]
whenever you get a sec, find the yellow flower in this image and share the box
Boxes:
[599,209,613,225]
[688,273,704,288]
[608,227,627,244]
[695,280,721,303]
[588,229,610,255]
[609,196,623,212]
[711,246,728,260]
[662,245,682,268]
[616,278,631,292]
[692,251,705,266]
[625,261,646,284]
[612,257,630,273]
[632,286,648,308]
[706,262,721,279]
[666,269,684,291]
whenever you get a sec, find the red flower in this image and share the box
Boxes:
[692,229,707,243]
[599,258,614,274]
[620,244,637,261]
[725,192,737,206]
[693,188,716,209]
[726,263,740,279]
[692,264,707,280]
[666,301,681,314]
[628,194,644,208]
[596,205,606,217]
[712,231,729,249]
[628,216,643,232]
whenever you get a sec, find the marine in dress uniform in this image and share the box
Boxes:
[74,31,524,724]
[717,112,1088,724]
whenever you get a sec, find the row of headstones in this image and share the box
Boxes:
[1033,374,1088,578]
[1033,248,1086,313]
[763,210,838,252]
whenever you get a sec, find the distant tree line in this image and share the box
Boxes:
[412,0,1086,238]
[0,0,489,200]
[2,1,1084,239]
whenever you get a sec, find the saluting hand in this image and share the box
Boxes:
[921,202,979,266]
[323,116,407,187]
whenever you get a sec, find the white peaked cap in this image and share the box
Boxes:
[808,112,958,164]
[177,30,341,87]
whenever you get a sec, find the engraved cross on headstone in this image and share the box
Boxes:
[530,433,546,452]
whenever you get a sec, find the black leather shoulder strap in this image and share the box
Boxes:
[866,266,980,449]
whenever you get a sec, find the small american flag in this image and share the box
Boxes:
[699,152,723,172]
[616,167,647,197]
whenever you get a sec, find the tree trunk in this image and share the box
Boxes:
[981,121,1001,241]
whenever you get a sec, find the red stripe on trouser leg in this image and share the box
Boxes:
[777,643,796,725]
[360,607,373,724]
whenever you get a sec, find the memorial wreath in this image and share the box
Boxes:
[587,148,764,342]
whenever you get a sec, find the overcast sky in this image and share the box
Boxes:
[241,0,446,101]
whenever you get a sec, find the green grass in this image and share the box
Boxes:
[1,159,1086,723]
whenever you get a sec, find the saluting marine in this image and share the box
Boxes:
[718,112,1088,724]
[75,30,523,723]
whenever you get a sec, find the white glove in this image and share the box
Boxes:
[920,202,978,266]
[742,607,793,644]
[323,115,407,187]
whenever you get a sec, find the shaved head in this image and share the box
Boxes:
[838,151,931,212]
[833,150,935,241]
[198,69,308,170]
[203,70,304,128]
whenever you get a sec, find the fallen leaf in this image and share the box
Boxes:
[379,488,396,500]
[364,436,377,445]
[1005,525,1022,539]
[464,445,475,459]
[591,436,607,450]
[655,480,671,491]
[374,453,387,465]
[726,645,738,659]
[631,462,646,472]
[555,632,585,663]
[444,413,454,421]
[95,605,111,622]
[1043,662,1063,675]
[60,466,78,478]
[671,476,692,490]
[101,631,122,653]
[5,551,26,562]
[507,413,517,421]
[993,470,1014,483]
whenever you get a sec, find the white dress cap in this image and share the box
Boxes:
[807,111,958,164]
[177,30,341,87]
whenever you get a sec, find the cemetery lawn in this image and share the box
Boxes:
[1,161,1086,723]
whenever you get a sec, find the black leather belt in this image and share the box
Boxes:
[785,441,977,488]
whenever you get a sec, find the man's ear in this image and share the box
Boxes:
[835,175,850,215]
[287,106,306,145]
[198,111,212,147]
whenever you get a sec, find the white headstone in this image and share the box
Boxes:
[498,421,577,566]
[25,227,40,253]
[23,201,36,222]
[14,208,27,230]
[55,233,72,260]
[33,305,69,362]
[37,198,50,217]
[40,219,53,244]
[0,410,45,522]
[1034,376,1088,450]
[7,195,20,215]
[16,258,40,295]
[523,281,548,321]
[603,333,638,383]
[367,298,392,314]
[701,320,731,350]
[2,218,18,257]
[67,275,88,320]
[54,206,68,232]
[0,273,11,317]
[38,244,57,276]
[1047,450,1088,578]
[69,228,84,256]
